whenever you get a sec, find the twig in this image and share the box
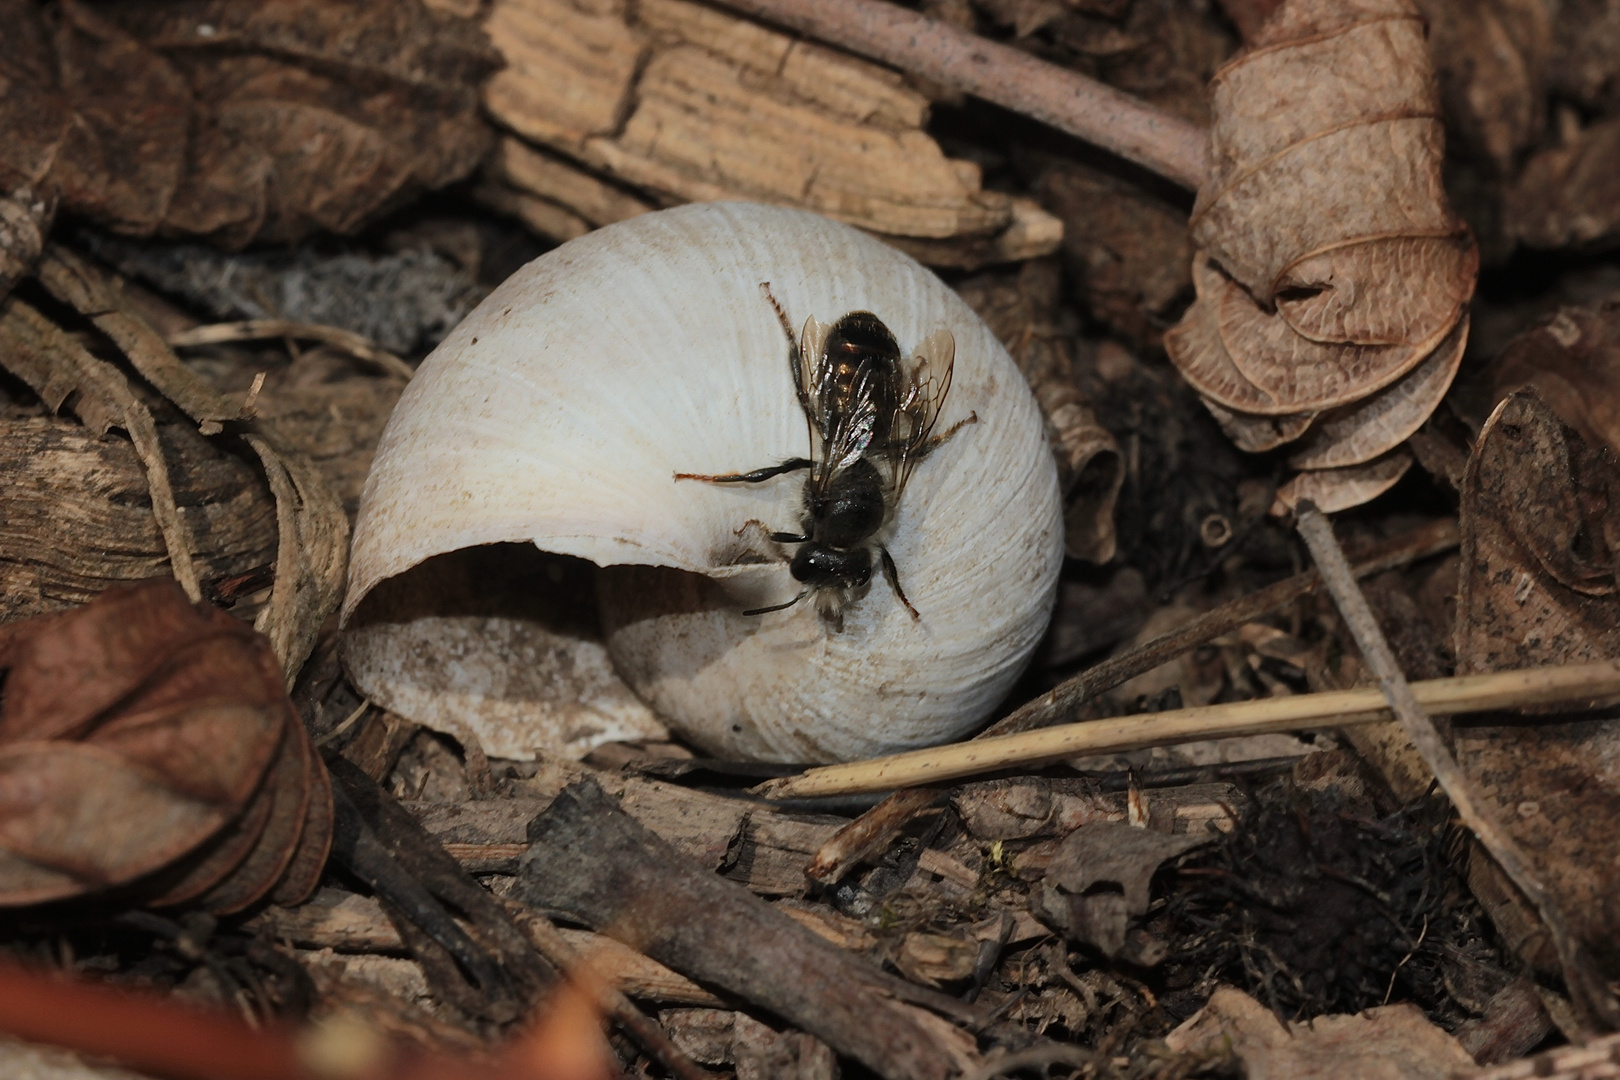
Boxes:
[167,319,415,382]
[979,518,1460,738]
[806,787,942,884]
[755,660,1620,798]
[709,0,1209,190]
[1294,501,1620,1032]
[517,780,983,1080]
[500,902,711,1080]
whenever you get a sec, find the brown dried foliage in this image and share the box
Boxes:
[1493,305,1620,460]
[1454,390,1620,976]
[0,579,331,911]
[1165,0,1477,513]
[0,0,497,249]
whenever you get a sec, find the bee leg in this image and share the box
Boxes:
[769,531,809,543]
[744,589,809,616]
[674,457,814,483]
[914,411,980,461]
[879,546,920,620]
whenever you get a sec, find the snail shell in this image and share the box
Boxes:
[343,203,1062,763]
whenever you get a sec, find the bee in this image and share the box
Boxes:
[676,284,977,630]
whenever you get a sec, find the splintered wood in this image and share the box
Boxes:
[478,0,1062,267]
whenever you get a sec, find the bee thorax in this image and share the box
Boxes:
[789,544,872,589]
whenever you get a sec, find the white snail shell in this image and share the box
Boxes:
[342,203,1063,763]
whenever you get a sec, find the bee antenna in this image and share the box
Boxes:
[743,590,809,617]
[759,282,795,341]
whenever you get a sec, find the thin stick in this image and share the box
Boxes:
[1294,501,1619,1031]
[980,517,1459,739]
[500,901,711,1080]
[710,0,1209,190]
[168,319,415,382]
[754,661,1620,799]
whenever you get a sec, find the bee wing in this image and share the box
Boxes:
[796,316,834,445]
[892,329,956,493]
[824,361,883,474]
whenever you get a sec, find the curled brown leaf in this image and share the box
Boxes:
[1167,0,1476,511]
[0,579,330,910]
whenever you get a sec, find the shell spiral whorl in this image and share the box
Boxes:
[343,202,1063,763]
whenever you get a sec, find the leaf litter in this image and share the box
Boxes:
[11,0,1620,1076]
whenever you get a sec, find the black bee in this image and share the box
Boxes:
[676,284,976,630]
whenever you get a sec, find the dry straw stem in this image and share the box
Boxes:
[756,661,1620,799]
[168,320,415,382]
[709,0,1209,190]
[981,517,1460,739]
[1294,501,1620,1032]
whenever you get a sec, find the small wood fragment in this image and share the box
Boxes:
[806,788,941,885]
[516,780,981,1080]
[708,0,1209,189]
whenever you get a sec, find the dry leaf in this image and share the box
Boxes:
[1506,116,1620,251]
[1287,314,1469,470]
[1166,0,1475,511]
[1453,390,1620,975]
[1417,0,1550,176]
[1272,449,1414,516]
[0,0,495,249]
[1494,305,1620,459]
[1033,820,1213,958]
[0,579,329,910]
[1166,986,1475,1080]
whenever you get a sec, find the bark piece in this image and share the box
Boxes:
[0,414,276,624]
[1166,986,1475,1080]
[0,296,201,600]
[480,0,1062,266]
[35,245,349,687]
[405,758,848,897]
[516,779,980,1080]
